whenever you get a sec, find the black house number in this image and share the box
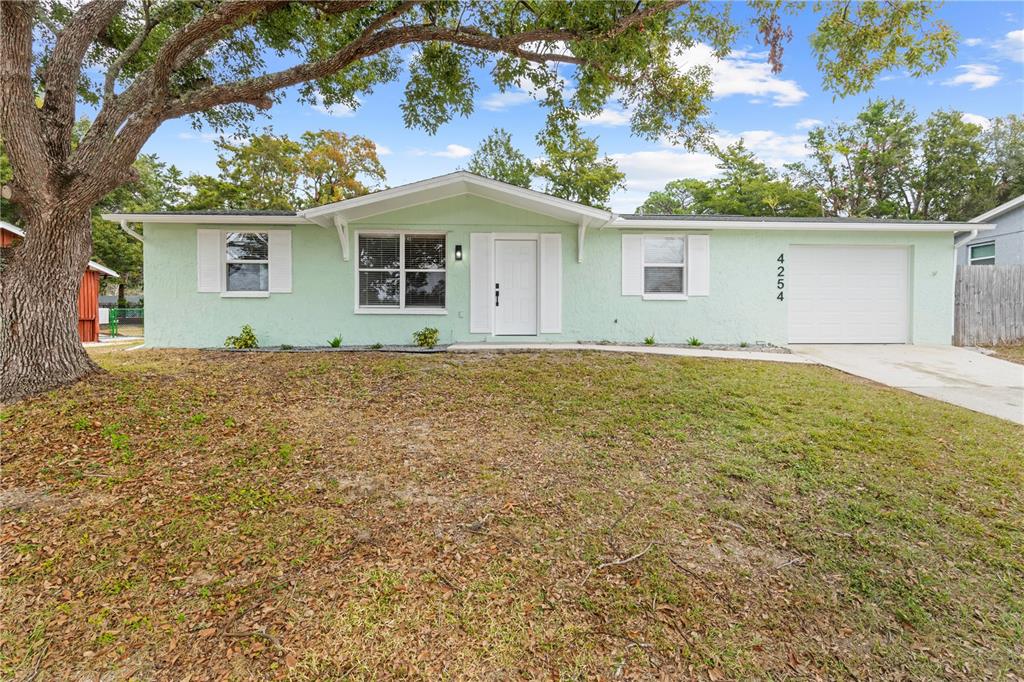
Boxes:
[776,253,785,301]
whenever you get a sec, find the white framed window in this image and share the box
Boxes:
[225,231,269,292]
[356,232,446,313]
[642,235,686,298]
[969,242,995,265]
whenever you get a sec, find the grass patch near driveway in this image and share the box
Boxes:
[986,344,1024,365]
[2,350,1022,680]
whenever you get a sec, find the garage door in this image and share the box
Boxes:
[788,245,909,343]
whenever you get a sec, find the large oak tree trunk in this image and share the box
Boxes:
[1,208,100,402]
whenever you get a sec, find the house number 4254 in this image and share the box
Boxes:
[776,253,785,301]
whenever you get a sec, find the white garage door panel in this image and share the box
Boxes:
[788,246,909,343]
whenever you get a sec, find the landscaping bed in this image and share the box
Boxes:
[2,350,1022,680]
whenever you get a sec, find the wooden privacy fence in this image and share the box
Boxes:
[954,264,1024,346]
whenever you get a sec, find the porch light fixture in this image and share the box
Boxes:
[454,244,463,261]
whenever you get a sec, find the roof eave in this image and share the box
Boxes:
[970,194,1024,224]
[610,218,993,232]
[100,213,311,225]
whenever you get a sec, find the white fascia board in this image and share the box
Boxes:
[610,218,994,232]
[100,213,313,225]
[970,194,1024,223]
[87,261,119,277]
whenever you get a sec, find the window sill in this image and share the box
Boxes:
[354,307,447,315]
[642,293,688,301]
[221,291,270,298]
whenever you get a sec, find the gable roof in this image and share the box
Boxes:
[0,221,120,277]
[970,194,1024,224]
[100,172,992,233]
[299,171,612,226]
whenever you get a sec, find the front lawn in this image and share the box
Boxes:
[2,350,1022,680]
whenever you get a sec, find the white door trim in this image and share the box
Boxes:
[491,235,540,336]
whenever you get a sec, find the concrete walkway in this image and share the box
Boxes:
[449,343,814,364]
[791,345,1024,425]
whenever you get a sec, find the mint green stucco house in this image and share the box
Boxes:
[103,172,990,348]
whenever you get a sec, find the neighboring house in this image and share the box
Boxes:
[957,194,1024,266]
[102,172,991,348]
[0,221,119,343]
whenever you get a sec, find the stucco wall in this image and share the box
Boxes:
[143,195,956,347]
[957,204,1024,266]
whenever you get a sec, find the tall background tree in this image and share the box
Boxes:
[0,0,957,400]
[638,102,1023,221]
[181,129,385,211]
[465,124,625,209]
[466,128,534,189]
[637,140,820,216]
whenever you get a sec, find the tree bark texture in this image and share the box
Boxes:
[1,209,100,402]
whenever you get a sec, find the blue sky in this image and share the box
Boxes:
[141,2,1024,213]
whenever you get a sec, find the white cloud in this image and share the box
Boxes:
[374,143,392,156]
[794,118,823,130]
[673,43,807,107]
[943,64,1002,89]
[609,149,720,196]
[480,90,535,111]
[963,37,984,47]
[581,108,631,127]
[177,131,218,142]
[961,113,992,130]
[996,29,1024,62]
[714,129,809,168]
[412,144,472,159]
[312,94,359,118]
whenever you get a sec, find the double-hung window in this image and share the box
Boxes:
[357,233,446,311]
[225,232,269,292]
[968,242,995,265]
[643,236,686,297]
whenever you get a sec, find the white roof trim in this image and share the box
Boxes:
[86,261,119,277]
[970,194,1024,224]
[299,171,613,225]
[611,217,992,232]
[100,213,312,225]
[2,220,119,277]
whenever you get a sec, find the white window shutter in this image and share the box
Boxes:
[539,233,562,333]
[687,234,710,296]
[621,234,643,296]
[268,230,292,293]
[469,233,492,333]
[196,229,222,292]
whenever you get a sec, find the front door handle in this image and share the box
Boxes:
[495,282,500,307]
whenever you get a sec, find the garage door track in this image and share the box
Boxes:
[792,345,1024,425]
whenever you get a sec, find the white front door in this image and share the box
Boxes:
[788,245,910,343]
[494,239,538,335]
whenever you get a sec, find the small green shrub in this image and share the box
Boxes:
[644,335,655,346]
[370,342,383,350]
[280,344,294,351]
[224,325,258,349]
[327,335,342,348]
[412,327,440,349]
[739,341,749,348]
[687,336,702,347]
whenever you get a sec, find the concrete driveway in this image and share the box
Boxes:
[791,345,1024,425]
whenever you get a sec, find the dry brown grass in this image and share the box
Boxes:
[2,350,1022,680]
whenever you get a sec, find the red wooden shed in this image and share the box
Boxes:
[0,221,119,343]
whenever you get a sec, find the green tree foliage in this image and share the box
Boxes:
[466,129,534,188]
[788,100,1023,220]
[534,123,625,209]
[637,141,821,216]
[184,130,385,211]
